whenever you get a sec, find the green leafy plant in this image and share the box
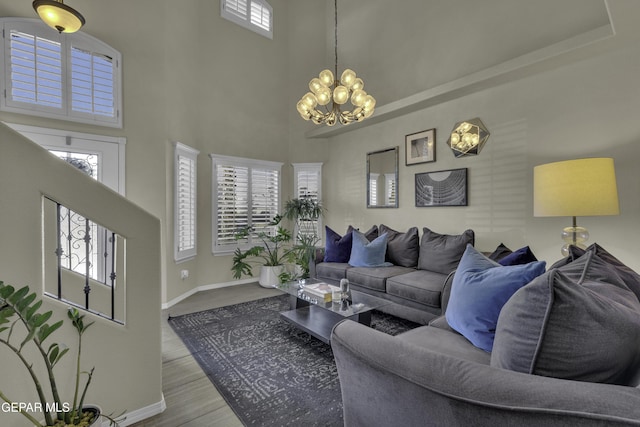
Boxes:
[0,281,121,426]
[282,198,324,278]
[231,215,296,281]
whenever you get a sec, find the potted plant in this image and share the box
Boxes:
[231,215,297,287]
[282,198,324,278]
[0,282,122,426]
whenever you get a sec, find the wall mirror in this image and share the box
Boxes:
[367,146,399,208]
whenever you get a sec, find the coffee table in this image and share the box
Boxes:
[277,279,389,344]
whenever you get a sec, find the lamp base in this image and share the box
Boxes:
[560,226,589,257]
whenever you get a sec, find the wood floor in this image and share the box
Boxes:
[130,282,281,427]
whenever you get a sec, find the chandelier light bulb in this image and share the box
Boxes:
[333,85,349,104]
[351,89,367,107]
[340,69,357,88]
[301,92,318,109]
[352,78,364,91]
[309,78,324,95]
[315,87,332,105]
[319,69,334,87]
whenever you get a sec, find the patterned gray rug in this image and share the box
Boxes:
[168,294,418,427]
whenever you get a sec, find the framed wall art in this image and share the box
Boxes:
[415,168,467,207]
[405,128,436,165]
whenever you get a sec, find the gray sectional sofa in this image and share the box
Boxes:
[312,225,474,325]
[331,244,640,426]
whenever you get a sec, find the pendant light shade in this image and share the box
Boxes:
[33,0,86,34]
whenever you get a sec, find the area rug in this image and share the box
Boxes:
[168,294,418,427]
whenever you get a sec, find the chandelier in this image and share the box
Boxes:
[296,0,376,126]
[33,0,85,34]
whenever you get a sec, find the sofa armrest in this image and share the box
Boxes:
[440,270,455,313]
[331,320,640,427]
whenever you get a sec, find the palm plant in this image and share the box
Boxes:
[0,282,121,426]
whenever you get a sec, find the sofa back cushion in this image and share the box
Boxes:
[551,243,640,301]
[491,251,640,386]
[445,245,546,352]
[324,226,353,263]
[379,224,420,267]
[418,227,474,274]
[348,230,392,268]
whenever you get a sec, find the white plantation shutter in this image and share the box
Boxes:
[70,47,115,118]
[216,164,250,247]
[250,2,271,32]
[293,163,323,244]
[211,155,282,253]
[224,0,248,20]
[174,143,199,261]
[1,18,122,128]
[251,167,279,235]
[6,25,63,110]
[221,0,272,39]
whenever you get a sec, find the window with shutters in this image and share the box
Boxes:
[0,18,122,128]
[221,0,273,39]
[292,163,323,244]
[175,143,199,262]
[211,154,282,254]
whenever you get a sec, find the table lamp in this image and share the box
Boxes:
[533,158,619,256]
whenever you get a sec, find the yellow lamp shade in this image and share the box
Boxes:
[33,0,85,33]
[533,158,620,218]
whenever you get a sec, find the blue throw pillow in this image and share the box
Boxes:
[324,226,352,263]
[498,245,538,266]
[348,230,392,267]
[445,245,546,352]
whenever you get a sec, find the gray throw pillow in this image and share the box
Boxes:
[379,224,419,267]
[491,251,640,386]
[418,227,474,274]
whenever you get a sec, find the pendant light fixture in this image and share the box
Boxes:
[296,0,376,126]
[33,0,86,34]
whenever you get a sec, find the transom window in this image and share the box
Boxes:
[221,0,273,39]
[0,18,122,128]
[211,154,282,254]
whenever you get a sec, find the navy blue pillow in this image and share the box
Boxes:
[498,246,537,266]
[324,226,352,263]
[349,230,392,267]
[446,245,547,352]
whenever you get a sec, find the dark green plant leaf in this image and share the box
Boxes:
[8,286,29,304]
[0,283,15,299]
[25,299,42,322]
[38,320,63,343]
[16,292,36,313]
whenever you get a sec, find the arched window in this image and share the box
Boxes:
[0,18,122,128]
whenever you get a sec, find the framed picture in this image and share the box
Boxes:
[405,128,436,165]
[415,168,467,207]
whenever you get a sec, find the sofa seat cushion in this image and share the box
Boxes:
[347,266,413,292]
[386,270,447,309]
[492,251,640,386]
[398,325,491,365]
[316,262,351,282]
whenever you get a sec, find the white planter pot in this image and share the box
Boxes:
[259,265,284,288]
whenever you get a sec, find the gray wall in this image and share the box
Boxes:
[298,0,640,271]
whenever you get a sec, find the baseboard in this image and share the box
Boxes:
[162,279,257,310]
[100,394,166,426]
